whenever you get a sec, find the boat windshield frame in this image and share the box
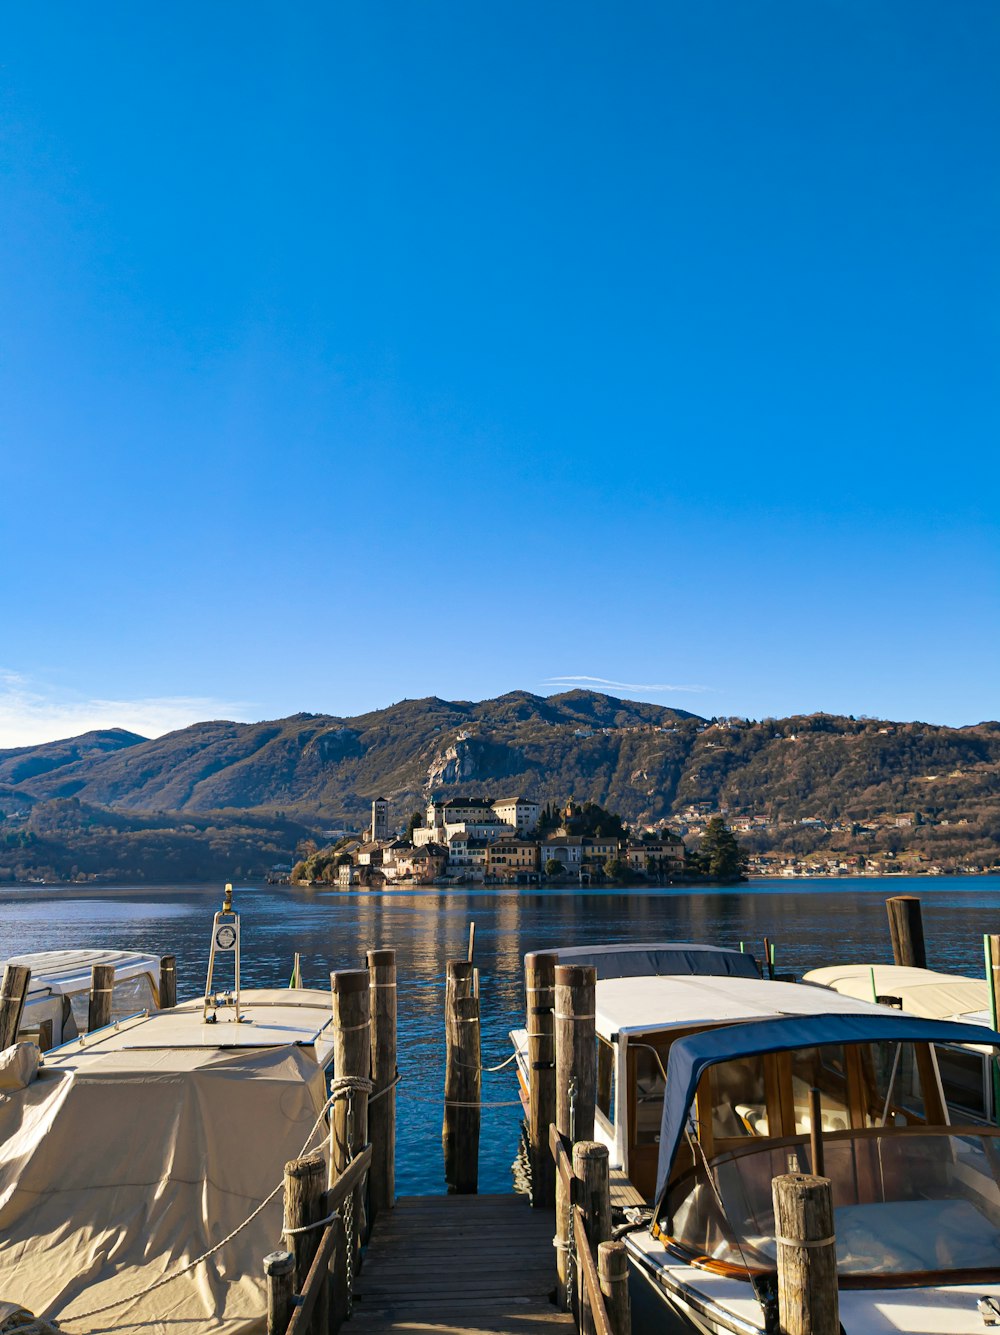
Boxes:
[657,1123,1000,1288]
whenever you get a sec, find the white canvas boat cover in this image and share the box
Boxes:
[804,963,992,1023]
[0,1007,329,1333]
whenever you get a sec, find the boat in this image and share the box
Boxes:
[0,888,335,1334]
[805,962,999,1124]
[1,949,162,1048]
[518,944,1000,1334]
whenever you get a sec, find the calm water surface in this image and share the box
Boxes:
[2,876,999,1193]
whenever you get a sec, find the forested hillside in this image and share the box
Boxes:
[0,691,997,881]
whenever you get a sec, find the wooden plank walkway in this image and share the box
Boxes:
[352,1194,574,1333]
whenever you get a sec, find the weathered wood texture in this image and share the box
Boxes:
[598,1241,631,1335]
[263,1249,294,1335]
[88,963,115,1032]
[159,955,177,1009]
[331,968,371,1324]
[554,964,595,1307]
[443,959,480,1193]
[572,1142,611,1335]
[0,964,30,1049]
[772,1173,839,1335]
[525,950,557,1209]
[886,894,927,968]
[573,1207,614,1335]
[283,1151,328,1335]
[351,1193,574,1333]
[367,948,397,1218]
[555,964,596,1143]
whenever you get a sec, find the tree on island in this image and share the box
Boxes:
[603,856,631,883]
[405,809,423,841]
[564,801,627,842]
[545,858,566,878]
[698,817,746,882]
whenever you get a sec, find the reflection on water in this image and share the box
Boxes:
[1,876,998,1194]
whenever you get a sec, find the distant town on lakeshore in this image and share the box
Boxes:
[0,690,997,884]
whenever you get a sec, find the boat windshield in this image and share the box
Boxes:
[664,1128,1000,1279]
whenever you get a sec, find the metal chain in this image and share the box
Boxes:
[565,1202,576,1314]
[345,1188,355,1318]
[569,1075,578,1144]
[345,1089,356,1319]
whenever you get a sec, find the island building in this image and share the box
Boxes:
[327,791,688,888]
[370,797,389,843]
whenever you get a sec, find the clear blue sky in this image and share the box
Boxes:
[2,1,998,744]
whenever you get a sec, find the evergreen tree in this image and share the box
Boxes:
[698,817,745,882]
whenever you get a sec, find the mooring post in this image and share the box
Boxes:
[88,963,115,1032]
[573,1140,611,1333]
[525,950,557,1209]
[331,968,371,1323]
[159,955,177,1009]
[554,962,596,1306]
[263,1249,295,1335]
[366,948,397,1220]
[443,959,480,1193]
[886,894,927,968]
[0,964,31,1050]
[283,1151,327,1335]
[772,1173,839,1335]
[556,964,596,1142]
[598,1240,631,1335]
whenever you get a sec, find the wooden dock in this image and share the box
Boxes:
[351,1194,574,1333]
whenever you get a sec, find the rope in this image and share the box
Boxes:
[456,1050,520,1073]
[369,1072,402,1104]
[403,1089,524,1108]
[57,1076,367,1328]
[284,1207,341,1236]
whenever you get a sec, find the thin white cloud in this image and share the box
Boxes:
[0,670,254,749]
[542,675,711,694]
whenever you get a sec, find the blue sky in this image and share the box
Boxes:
[1,1,998,744]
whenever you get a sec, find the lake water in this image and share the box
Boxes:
[3,875,999,1194]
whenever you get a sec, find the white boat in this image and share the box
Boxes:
[0,892,335,1334]
[2,949,161,1047]
[805,962,999,1124]
[517,945,1000,1334]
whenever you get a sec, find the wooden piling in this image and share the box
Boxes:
[283,1151,327,1335]
[263,1249,295,1335]
[330,968,371,1324]
[159,955,177,1009]
[366,948,397,1219]
[554,963,596,1307]
[0,964,30,1050]
[598,1240,631,1335]
[555,964,596,1142]
[573,1140,611,1332]
[772,1173,839,1335]
[88,963,115,1033]
[443,958,480,1194]
[525,950,557,1209]
[886,894,927,968]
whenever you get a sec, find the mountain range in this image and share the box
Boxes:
[1,690,998,881]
